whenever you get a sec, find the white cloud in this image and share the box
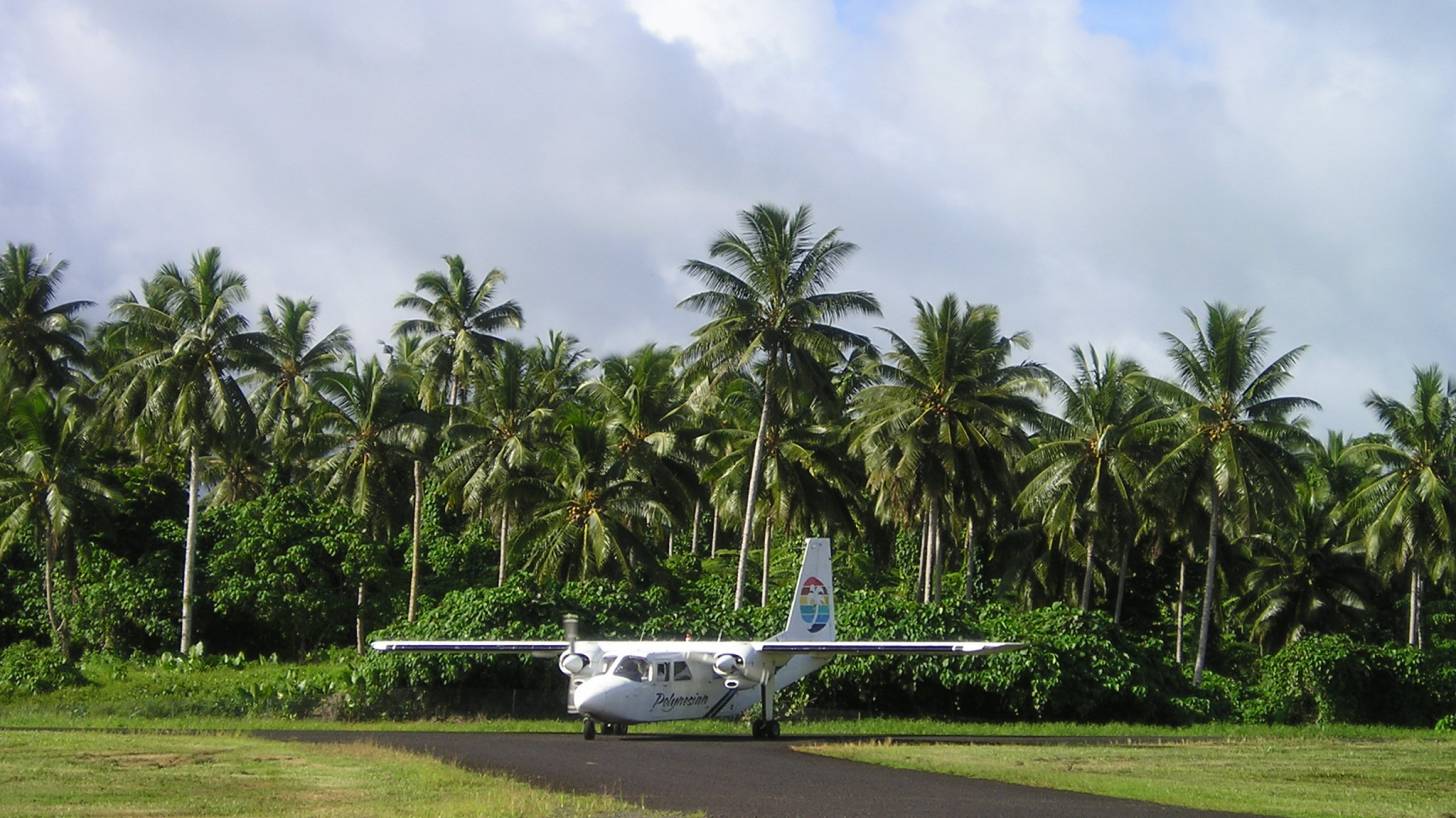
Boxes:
[3,0,1454,432]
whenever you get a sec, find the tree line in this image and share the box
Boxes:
[1,203,1452,688]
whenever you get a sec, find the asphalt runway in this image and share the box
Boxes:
[259,730,1263,818]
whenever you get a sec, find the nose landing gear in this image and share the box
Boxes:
[582,719,630,740]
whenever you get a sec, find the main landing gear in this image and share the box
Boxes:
[751,718,781,739]
[582,719,628,740]
[751,675,781,740]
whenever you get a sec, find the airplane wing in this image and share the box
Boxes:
[759,640,1023,656]
[370,640,568,657]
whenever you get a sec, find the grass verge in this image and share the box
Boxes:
[3,708,1451,742]
[5,657,1451,741]
[801,737,1456,818]
[0,729,683,817]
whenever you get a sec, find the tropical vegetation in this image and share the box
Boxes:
[0,204,1454,727]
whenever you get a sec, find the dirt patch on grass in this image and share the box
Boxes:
[76,750,223,768]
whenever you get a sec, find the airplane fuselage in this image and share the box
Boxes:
[562,640,827,725]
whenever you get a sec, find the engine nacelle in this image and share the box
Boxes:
[712,651,766,689]
[558,652,591,675]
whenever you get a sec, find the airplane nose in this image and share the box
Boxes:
[574,675,630,722]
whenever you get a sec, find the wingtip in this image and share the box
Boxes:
[369,640,391,651]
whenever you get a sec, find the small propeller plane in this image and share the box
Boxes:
[372,538,1022,739]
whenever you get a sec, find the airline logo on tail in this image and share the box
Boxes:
[798,576,831,633]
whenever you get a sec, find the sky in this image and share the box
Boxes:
[4,0,1455,434]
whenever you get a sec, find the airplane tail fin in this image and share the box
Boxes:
[773,537,835,642]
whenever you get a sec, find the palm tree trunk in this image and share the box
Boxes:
[690,500,701,555]
[65,535,79,607]
[931,500,943,602]
[1079,529,1096,613]
[760,520,773,607]
[1408,566,1421,647]
[710,509,719,557]
[1175,555,1186,665]
[1194,489,1220,685]
[497,500,510,586]
[43,523,68,659]
[734,382,774,610]
[917,512,930,604]
[180,446,200,654]
[355,581,366,655]
[1114,538,1131,625]
[1049,538,1067,605]
[61,529,78,657]
[963,516,976,600]
[1417,573,1425,649]
[407,460,423,623]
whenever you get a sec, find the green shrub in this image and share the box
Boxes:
[806,598,1194,723]
[1246,635,1455,726]
[18,652,362,719]
[0,641,83,695]
[205,484,362,655]
[1185,669,1243,723]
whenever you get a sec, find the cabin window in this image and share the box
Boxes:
[672,661,691,681]
[655,662,670,682]
[612,656,648,682]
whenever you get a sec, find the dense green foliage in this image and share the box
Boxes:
[2,203,1455,727]
[0,642,82,694]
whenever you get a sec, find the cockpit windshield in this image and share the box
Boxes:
[611,655,650,682]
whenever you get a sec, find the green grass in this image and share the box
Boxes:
[803,738,1456,818]
[4,656,1451,744]
[0,729,684,817]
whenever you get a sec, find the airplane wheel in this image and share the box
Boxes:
[750,719,765,739]
[583,719,596,741]
[613,723,629,736]
[767,720,781,739]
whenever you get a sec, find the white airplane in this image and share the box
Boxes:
[372,538,1022,739]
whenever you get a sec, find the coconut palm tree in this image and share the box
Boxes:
[1346,366,1456,647]
[529,330,594,408]
[247,296,352,468]
[1018,346,1158,613]
[201,432,269,504]
[581,344,697,526]
[1239,486,1374,652]
[312,355,421,652]
[382,333,441,623]
[852,296,1043,602]
[106,248,263,652]
[437,341,551,586]
[678,203,880,609]
[702,375,865,603]
[0,243,91,388]
[1304,431,1374,503]
[0,386,113,657]
[516,404,668,581]
[1136,303,1316,684]
[394,255,523,415]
